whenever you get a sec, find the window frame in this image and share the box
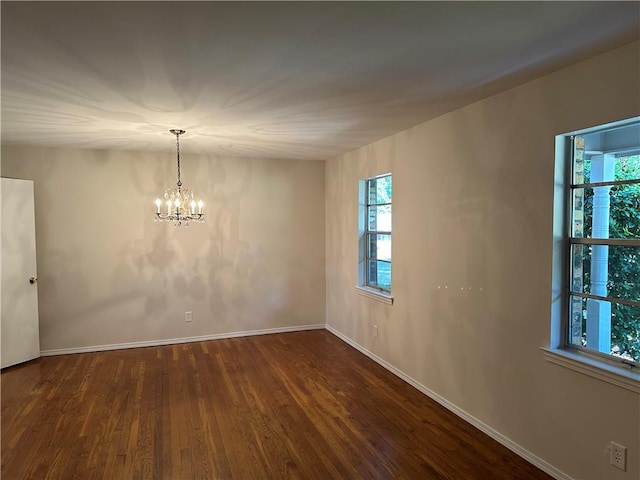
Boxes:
[357,173,393,303]
[365,174,392,292]
[545,117,640,392]
[566,130,640,368]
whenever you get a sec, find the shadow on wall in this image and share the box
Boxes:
[5,145,324,350]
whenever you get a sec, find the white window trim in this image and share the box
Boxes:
[541,347,640,393]
[547,117,640,391]
[355,285,394,305]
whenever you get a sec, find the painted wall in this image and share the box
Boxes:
[1,148,325,351]
[325,41,640,480]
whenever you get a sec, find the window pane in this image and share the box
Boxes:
[367,259,391,290]
[367,234,391,262]
[367,205,391,232]
[614,155,640,181]
[573,185,640,239]
[611,302,640,362]
[572,189,585,238]
[569,295,586,347]
[575,154,640,185]
[368,175,392,205]
[570,244,640,302]
[569,294,640,363]
[573,136,586,184]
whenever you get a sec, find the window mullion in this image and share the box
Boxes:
[569,292,640,309]
[569,238,640,247]
[572,178,640,189]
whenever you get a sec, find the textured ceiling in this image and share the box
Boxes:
[1,1,639,160]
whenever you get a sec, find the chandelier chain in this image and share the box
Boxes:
[175,131,182,188]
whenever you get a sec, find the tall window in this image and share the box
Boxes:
[360,174,392,292]
[566,120,640,367]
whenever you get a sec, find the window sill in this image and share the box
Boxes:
[541,347,640,393]
[355,286,394,305]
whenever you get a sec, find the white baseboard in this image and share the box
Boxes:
[40,324,325,357]
[325,324,572,480]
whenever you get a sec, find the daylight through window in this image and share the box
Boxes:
[363,174,392,292]
[567,121,640,366]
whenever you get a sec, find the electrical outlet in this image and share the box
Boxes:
[373,325,378,338]
[185,311,193,322]
[610,442,626,471]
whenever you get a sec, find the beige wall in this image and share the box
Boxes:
[325,41,640,480]
[1,147,325,351]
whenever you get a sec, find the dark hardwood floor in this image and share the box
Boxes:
[1,330,552,479]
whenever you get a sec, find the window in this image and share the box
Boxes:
[565,120,640,369]
[358,174,392,298]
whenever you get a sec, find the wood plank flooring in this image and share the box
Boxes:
[1,330,552,480]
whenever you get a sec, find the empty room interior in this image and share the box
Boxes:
[1,2,639,480]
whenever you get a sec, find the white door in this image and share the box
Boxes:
[1,178,40,368]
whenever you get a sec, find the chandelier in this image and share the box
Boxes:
[154,129,204,227]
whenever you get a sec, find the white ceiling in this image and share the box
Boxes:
[2,1,638,160]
